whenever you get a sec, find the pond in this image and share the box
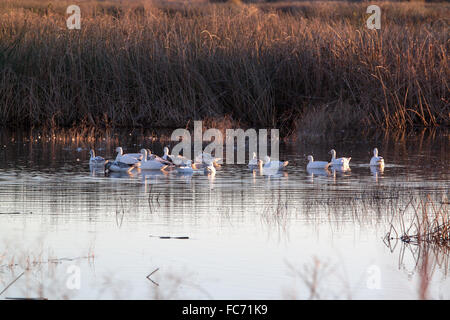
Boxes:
[0,129,448,299]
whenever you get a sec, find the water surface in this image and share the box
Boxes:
[0,129,448,299]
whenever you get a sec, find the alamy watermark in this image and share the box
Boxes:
[366,265,382,290]
[66,4,381,31]
[366,5,381,30]
[169,121,279,164]
[66,265,81,290]
[66,5,81,30]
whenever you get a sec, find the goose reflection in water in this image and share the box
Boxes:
[306,167,332,183]
[370,164,384,183]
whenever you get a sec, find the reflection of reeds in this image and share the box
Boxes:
[260,193,290,236]
[147,185,161,214]
[285,257,352,300]
[386,195,449,246]
[0,240,95,299]
[385,195,449,299]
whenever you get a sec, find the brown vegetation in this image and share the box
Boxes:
[0,1,448,137]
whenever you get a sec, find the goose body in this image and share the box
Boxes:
[260,156,289,170]
[306,155,330,170]
[140,149,168,171]
[161,147,186,165]
[370,148,385,166]
[146,149,174,166]
[248,152,259,167]
[105,161,137,173]
[89,150,107,166]
[329,149,351,167]
[176,160,195,173]
[165,147,191,166]
[115,147,142,166]
[196,152,221,167]
[145,149,170,164]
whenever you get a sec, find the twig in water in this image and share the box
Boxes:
[0,272,25,296]
[5,297,48,300]
[146,268,160,286]
[149,235,189,239]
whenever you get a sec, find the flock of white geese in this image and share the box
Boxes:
[89,146,384,175]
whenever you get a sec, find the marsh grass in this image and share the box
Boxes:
[384,194,449,299]
[0,1,448,137]
[386,195,449,246]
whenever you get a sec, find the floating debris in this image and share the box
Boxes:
[0,212,33,215]
[149,235,189,240]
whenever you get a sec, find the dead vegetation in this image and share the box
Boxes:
[0,1,448,138]
[385,195,449,247]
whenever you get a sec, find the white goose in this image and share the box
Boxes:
[195,152,221,168]
[145,149,154,161]
[105,161,137,173]
[329,149,351,167]
[146,148,173,165]
[248,152,258,167]
[259,156,289,170]
[89,150,107,166]
[140,149,168,171]
[115,147,142,166]
[306,155,330,170]
[164,147,191,166]
[162,147,171,161]
[176,160,196,173]
[370,148,385,166]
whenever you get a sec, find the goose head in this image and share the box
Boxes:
[329,149,336,159]
[140,149,148,160]
[163,147,169,156]
[307,155,314,163]
[116,147,123,155]
[90,150,95,158]
[252,152,257,159]
[373,148,379,157]
[264,156,271,164]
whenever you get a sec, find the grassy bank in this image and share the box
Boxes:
[0,1,448,137]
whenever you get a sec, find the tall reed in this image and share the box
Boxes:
[0,1,448,137]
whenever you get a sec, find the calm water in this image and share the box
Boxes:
[0,129,448,299]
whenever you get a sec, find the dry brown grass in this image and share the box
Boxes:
[0,1,448,137]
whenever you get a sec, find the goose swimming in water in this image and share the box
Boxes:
[115,147,142,166]
[162,147,192,166]
[145,148,173,165]
[306,155,330,170]
[248,152,259,168]
[175,160,197,173]
[195,152,221,168]
[370,148,385,166]
[162,147,172,162]
[329,149,351,167]
[105,161,137,173]
[259,156,289,170]
[140,149,169,171]
[89,150,107,166]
